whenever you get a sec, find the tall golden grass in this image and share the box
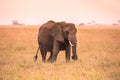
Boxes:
[0,25,120,80]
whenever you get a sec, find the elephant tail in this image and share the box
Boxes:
[33,47,39,61]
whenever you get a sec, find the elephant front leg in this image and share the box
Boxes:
[51,40,60,62]
[47,51,53,62]
[65,44,71,63]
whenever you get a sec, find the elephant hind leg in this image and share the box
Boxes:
[40,48,47,63]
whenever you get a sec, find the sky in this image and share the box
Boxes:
[0,0,120,25]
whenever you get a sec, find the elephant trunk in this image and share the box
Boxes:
[68,41,78,60]
[71,45,78,60]
[68,34,78,60]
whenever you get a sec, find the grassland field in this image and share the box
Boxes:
[0,25,120,80]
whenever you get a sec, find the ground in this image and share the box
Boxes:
[0,25,120,80]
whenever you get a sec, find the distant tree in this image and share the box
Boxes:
[12,20,18,25]
[87,20,97,25]
[112,23,118,26]
[117,20,120,24]
[11,20,24,25]
[79,23,85,26]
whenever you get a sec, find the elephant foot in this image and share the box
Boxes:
[42,60,46,63]
[47,59,55,63]
[47,58,52,63]
[72,55,78,60]
[66,59,70,63]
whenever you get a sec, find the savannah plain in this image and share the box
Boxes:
[0,25,120,80]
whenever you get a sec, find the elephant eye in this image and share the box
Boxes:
[66,31,69,35]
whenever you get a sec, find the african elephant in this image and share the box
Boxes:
[34,20,78,63]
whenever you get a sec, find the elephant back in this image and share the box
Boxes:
[41,20,56,29]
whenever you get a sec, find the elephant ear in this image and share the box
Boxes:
[50,24,64,43]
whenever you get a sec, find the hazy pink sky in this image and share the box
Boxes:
[0,0,120,25]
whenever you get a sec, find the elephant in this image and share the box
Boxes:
[34,20,78,63]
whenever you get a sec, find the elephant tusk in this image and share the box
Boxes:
[69,41,74,46]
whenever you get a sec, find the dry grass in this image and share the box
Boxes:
[0,25,120,80]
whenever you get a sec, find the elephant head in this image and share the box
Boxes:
[63,23,77,46]
[62,23,78,60]
[50,22,78,60]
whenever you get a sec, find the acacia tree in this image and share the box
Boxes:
[118,20,120,24]
[11,20,24,25]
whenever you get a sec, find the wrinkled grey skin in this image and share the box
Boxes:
[34,20,78,63]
